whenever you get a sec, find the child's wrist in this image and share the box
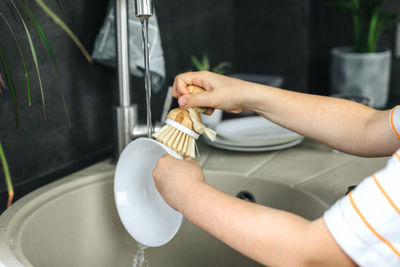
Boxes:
[242,84,270,113]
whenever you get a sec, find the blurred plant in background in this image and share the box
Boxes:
[0,0,92,208]
[0,142,13,209]
[190,54,231,74]
[327,0,399,52]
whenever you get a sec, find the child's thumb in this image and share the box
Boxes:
[178,92,211,108]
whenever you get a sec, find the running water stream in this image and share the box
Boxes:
[132,242,148,267]
[132,16,152,267]
[140,17,153,138]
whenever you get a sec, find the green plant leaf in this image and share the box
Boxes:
[191,55,207,71]
[9,0,47,121]
[202,54,210,71]
[212,61,232,75]
[33,0,93,64]
[367,12,379,52]
[0,45,19,128]
[0,11,32,106]
[22,0,76,125]
[19,0,59,74]
[0,141,14,209]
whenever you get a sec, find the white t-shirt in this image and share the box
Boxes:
[324,149,400,266]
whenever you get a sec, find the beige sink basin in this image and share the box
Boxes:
[0,162,327,267]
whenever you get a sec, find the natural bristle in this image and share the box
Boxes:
[153,125,196,158]
[154,101,215,158]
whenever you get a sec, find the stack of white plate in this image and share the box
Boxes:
[202,116,304,152]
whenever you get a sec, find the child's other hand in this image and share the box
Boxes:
[152,154,205,212]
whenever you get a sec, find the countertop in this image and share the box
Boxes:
[196,138,389,206]
[14,137,387,210]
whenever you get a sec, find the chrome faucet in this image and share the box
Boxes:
[135,0,153,18]
[114,0,167,157]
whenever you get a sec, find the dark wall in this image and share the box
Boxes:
[0,0,234,212]
[233,0,310,91]
[139,0,234,121]
[0,0,115,211]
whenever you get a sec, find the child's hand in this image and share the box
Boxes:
[172,71,256,114]
[152,154,205,212]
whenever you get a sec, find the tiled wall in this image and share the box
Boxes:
[232,0,310,91]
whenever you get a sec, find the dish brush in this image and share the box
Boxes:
[152,85,217,158]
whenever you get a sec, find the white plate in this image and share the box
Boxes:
[114,138,183,247]
[202,136,304,152]
[215,116,302,147]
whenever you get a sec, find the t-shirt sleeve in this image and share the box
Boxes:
[324,150,400,267]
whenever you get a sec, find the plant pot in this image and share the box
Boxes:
[330,47,391,108]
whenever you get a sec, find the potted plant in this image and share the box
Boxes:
[190,54,232,74]
[328,0,399,108]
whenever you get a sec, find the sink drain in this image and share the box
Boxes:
[236,191,255,203]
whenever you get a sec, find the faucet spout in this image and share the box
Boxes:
[114,0,164,158]
[134,0,153,19]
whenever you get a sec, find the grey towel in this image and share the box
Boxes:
[92,1,165,92]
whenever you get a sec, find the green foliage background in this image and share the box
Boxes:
[327,0,399,52]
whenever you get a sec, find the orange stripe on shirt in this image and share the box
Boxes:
[372,174,400,215]
[348,192,400,258]
[390,106,400,139]
[395,152,400,162]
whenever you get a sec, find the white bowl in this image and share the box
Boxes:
[200,109,223,128]
[114,138,183,247]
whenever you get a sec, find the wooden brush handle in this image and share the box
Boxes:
[166,86,205,130]
[187,85,205,94]
[166,85,217,140]
[186,85,208,113]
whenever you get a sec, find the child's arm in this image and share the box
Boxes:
[174,71,399,157]
[246,85,396,157]
[153,155,356,267]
